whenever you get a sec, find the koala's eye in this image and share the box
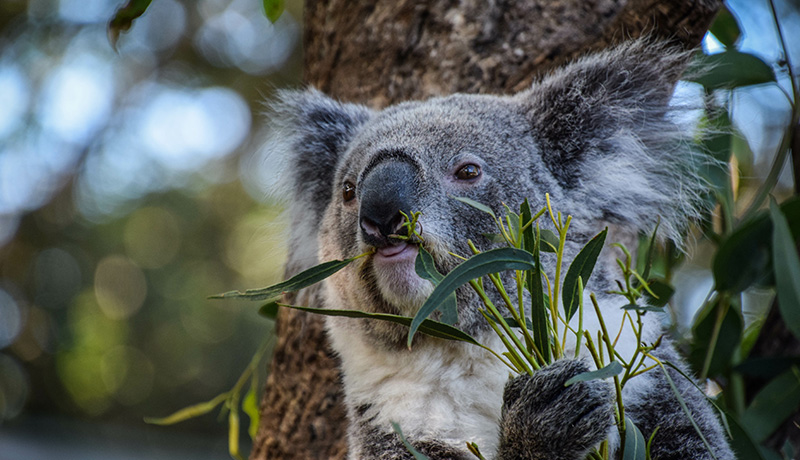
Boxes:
[342,181,356,202]
[455,164,481,181]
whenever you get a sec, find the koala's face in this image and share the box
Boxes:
[318,95,552,321]
[275,41,697,344]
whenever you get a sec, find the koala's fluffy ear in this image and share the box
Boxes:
[267,89,374,220]
[519,39,702,241]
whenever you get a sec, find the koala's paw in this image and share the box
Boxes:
[496,360,615,460]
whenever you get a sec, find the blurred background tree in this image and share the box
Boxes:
[0,0,798,459]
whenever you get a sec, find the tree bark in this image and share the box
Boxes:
[251,1,721,459]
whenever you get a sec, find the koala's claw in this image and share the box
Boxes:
[497,360,615,460]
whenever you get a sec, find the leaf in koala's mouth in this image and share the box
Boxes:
[208,255,364,301]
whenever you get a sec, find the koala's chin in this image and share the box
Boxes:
[369,242,434,316]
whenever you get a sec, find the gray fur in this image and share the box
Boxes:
[267,39,733,460]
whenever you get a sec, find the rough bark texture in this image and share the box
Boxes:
[251,1,721,459]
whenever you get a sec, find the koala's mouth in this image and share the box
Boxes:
[368,241,432,315]
[375,241,417,260]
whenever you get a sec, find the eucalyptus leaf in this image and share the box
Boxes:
[144,393,228,425]
[228,405,242,460]
[259,301,279,319]
[563,229,608,321]
[687,50,776,89]
[211,257,358,301]
[409,247,536,347]
[482,233,507,244]
[564,361,623,387]
[769,199,800,340]
[274,303,481,346]
[622,416,647,460]
[621,304,664,313]
[726,413,768,460]
[263,0,285,23]
[522,199,551,364]
[539,229,560,253]
[641,221,660,281]
[690,298,742,378]
[392,422,430,460]
[452,196,496,219]
[243,387,260,440]
[709,6,741,47]
[415,246,458,325]
[642,280,675,308]
[734,356,800,380]
[107,0,153,49]
[741,367,800,442]
[713,196,800,293]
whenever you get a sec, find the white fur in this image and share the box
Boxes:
[327,319,509,457]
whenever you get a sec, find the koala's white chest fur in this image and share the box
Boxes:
[327,320,509,455]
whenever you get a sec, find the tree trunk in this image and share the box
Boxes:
[250,1,721,459]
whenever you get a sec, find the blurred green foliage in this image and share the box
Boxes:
[0,0,301,439]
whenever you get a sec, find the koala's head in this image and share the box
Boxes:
[269,40,704,344]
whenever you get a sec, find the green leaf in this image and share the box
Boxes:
[741,367,800,442]
[211,257,358,301]
[562,229,608,321]
[621,304,664,313]
[258,301,279,319]
[243,387,260,440]
[641,222,660,281]
[687,50,776,89]
[391,422,430,460]
[734,356,800,380]
[622,416,647,460]
[642,280,675,308]
[144,393,228,425]
[415,246,458,325]
[726,413,768,460]
[263,0,285,23]
[713,196,800,293]
[107,0,153,50]
[408,248,536,347]
[228,404,242,460]
[452,196,496,219]
[699,112,734,218]
[522,200,551,363]
[770,199,800,340]
[482,233,507,244]
[564,361,623,387]
[709,6,741,47]
[539,229,559,253]
[275,303,481,346]
[690,298,742,378]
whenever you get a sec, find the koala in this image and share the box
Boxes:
[268,39,735,460]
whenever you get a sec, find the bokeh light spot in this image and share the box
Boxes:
[34,247,82,310]
[123,207,182,269]
[224,208,287,286]
[0,289,23,349]
[37,53,114,145]
[101,346,155,406]
[0,354,29,421]
[94,255,148,320]
[0,63,30,140]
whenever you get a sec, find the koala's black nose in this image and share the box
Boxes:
[359,160,418,245]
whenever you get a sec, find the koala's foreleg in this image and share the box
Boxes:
[347,413,472,460]
[496,360,616,460]
[624,342,735,460]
